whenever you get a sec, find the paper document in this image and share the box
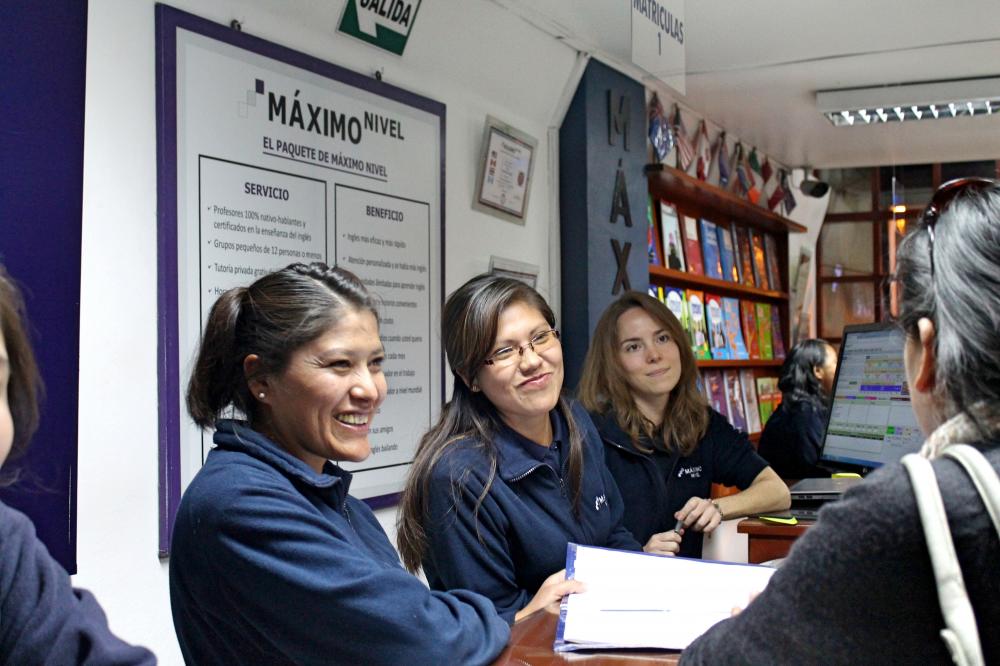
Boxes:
[555,544,776,652]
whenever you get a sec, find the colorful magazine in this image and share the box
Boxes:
[740,300,760,359]
[681,213,704,275]
[721,297,749,359]
[705,293,729,360]
[663,286,689,334]
[771,306,787,360]
[686,290,711,360]
[756,302,774,360]
[659,202,686,271]
[716,222,739,282]
[723,370,748,432]
[704,369,729,420]
[699,218,724,280]
[734,225,755,287]
[751,230,770,290]
[763,232,783,292]
[755,376,778,426]
[739,369,763,434]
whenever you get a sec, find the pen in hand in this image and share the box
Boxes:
[674,518,685,535]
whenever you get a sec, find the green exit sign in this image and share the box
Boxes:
[338,0,422,56]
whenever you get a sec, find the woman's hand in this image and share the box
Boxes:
[675,496,723,534]
[514,569,585,622]
[643,530,682,555]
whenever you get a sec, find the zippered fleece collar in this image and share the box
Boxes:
[496,409,567,482]
[213,419,351,508]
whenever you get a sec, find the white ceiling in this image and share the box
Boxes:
[225,0,1000,169]
[495,0,1000,169]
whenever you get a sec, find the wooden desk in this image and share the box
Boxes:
[737,518,813,564]
[491,609,680,665]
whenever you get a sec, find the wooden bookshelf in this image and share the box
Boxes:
[648,163,804,445]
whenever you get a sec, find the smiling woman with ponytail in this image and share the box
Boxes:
[169,262,509,666]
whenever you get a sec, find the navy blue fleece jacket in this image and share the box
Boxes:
[593,408,768,558]
[421,400,641,623]
[0,501,154,664]
[169,420,509,665]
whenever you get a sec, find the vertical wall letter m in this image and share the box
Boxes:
[607,91,630,151]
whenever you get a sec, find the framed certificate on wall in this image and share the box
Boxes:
[473,116,537,224]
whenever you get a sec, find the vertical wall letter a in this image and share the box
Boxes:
[610,160,632,227]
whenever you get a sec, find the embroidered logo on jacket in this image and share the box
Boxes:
[678,465,703,479]
[594,494,608,511]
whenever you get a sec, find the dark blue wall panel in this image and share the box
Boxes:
[560,60,647,388]
[0,1,87,573]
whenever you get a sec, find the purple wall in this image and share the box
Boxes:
[0,1,87,573]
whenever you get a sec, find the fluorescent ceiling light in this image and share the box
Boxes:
[817,77,1000,127]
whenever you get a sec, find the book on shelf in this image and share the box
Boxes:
[686,290,711,360]
[659,202,686,271]
[681,213,704,275]
[723,370,748,432]
[695,371,706,400]
[750,230,770,290]
[647,199,661,266]
[755,301,774,360]
[739,300,761,359]
[703,369,729,420]
[704,293,729,360]
[755,376,779,426]
[699,218,724,280]
[733,225,755,288]
[663,286,689,335]
[648,284,663,301]
[771,307,787,360]
[739,368,763,434]
[721,297,749,359]
[716,222,739,283]
[763,232,783,292]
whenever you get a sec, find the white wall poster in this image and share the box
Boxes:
[156,5,444,552]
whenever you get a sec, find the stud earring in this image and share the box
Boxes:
[258,392,266,399]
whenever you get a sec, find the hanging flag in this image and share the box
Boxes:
[694,120,712,181]
[782,170,798,213]
[648,94,673,162]
[673,105,695,171]
[743,147,761,204]
[767,169,786,211]
[760,157,773,184]
[732,143,748,196]
[716,132,730,187]
[748,147,762,176]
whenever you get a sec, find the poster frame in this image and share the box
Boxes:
[155,4,445,555]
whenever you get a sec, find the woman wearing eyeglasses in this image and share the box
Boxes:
[681,179,1000,665]
[579,291,790,559]
[398,274,641,623]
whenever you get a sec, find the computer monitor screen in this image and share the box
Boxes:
[820,323,925,471]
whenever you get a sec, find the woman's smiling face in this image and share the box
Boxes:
[475,301,563,433]
[252,307,387,473]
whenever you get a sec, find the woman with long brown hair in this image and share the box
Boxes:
[579,291,789,558]
[398,274,638,623]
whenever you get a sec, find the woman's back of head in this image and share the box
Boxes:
[777,339,832,408]
[896,179,1000,430]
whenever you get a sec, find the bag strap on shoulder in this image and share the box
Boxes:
[901,452,985,666]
